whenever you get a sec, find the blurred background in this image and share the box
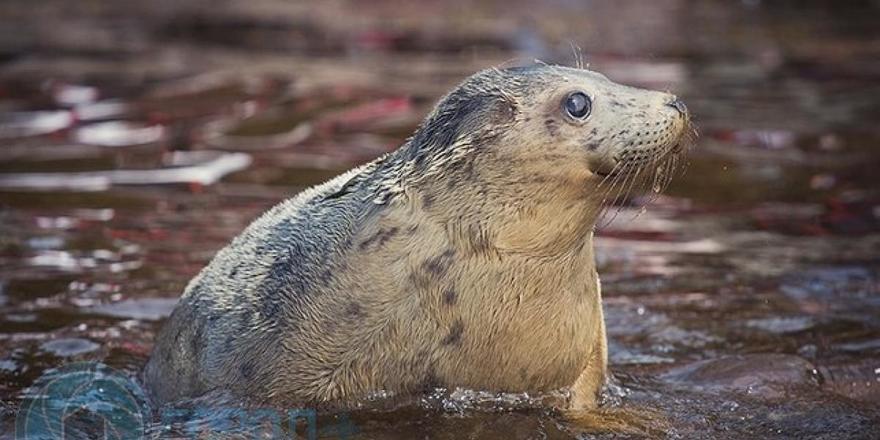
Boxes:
[0,0,879,438]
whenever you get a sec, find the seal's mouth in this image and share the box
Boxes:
[597,128,695,195]
[592,121,697,206]
[586,121,696,228]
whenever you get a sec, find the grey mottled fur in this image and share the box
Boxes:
[145,65,691,409]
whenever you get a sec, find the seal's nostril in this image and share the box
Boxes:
[667,98,688,116]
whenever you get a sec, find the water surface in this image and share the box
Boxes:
[1,1,879,438]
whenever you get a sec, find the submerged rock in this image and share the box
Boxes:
[661,354,818,398]
[88,298,178,321]
[39,338,101,357]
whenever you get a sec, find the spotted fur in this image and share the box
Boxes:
[145,65,693,409]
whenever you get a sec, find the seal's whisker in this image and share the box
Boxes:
[657,151,680,201]
[615,170,637,213]
[649,148,675,202]
[596,163,627,228]
[634,154,666,215]
[665,153,680,189]
[617,161,644,215]
[655,158,672,199]
[670,151,682,177]
[595,179,616,224]
[605,162,630,205]
[596,168,616,189]
[602,170,627,214]
[635,147,673,219]
[598,161,639,228]
[648,163,670,207]
[596,159,625,189]
[568,42,585,70]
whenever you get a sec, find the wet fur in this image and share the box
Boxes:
[145,65,692,409]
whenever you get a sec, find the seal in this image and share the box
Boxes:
[145,65,693,410]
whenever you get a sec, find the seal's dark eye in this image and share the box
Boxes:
[563,92,591,119]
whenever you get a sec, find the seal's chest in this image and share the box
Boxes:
[446,295,601,392]
[441,261,602,391]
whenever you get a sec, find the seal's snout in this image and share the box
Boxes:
[666,98,688,117]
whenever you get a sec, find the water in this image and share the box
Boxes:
[1,0,879,438]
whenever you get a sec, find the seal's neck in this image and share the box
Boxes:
[494,190,598,257]
[406,163,602,258]
[491,178,600,257]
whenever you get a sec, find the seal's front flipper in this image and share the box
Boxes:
[561,405,670,438]
[567,275,608,411]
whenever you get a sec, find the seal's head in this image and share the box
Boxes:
[400,65,695,253]
[524,66,693,181]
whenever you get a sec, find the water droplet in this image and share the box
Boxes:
[653,165,665,192]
